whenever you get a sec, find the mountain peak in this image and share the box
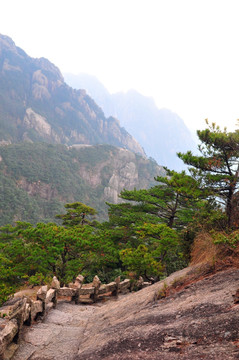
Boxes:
[0,33,20,55]
[0,34,63,84]
[0,34,16,47]
[35,57,64,83]
[0,34,145,157]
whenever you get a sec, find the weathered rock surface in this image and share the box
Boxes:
[0,319,18,359]
[12,267,239,360]
[36,286,48,302]
[12,304,96,360]
[30,301,43,323]
[51,277,60,290]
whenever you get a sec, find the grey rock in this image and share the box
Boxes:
[74,274,84,288]
[0,319,18,358]
[79,287,95,296]
[45,289,56,305]
[119,279,131,291]
[57,287,76,297]
[92,275,101,289]
[30,300,43,322]
[37,286,48,301]
[105,282,117,293]
[51,276,60,290]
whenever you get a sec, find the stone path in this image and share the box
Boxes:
[11,266,239,360]
[10,266,202,360]
[12,302,99,360]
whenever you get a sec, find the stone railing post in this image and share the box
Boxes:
[112,276,121,297]
[72,274,84,304]
[91,275,101,302]
[51,276,60,307]
[36,285,48,316]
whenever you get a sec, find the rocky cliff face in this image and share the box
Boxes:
[0,34,145,157]
[0,143,163,225]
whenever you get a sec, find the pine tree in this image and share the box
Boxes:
[115,169,202,230]
[56,202,96,227]
[178,121,239,228]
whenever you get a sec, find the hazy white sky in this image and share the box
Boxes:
[1,0,239,133]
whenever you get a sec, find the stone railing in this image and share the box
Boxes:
[0,274,150,359]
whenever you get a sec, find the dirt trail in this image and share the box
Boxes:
[12,266,239,360]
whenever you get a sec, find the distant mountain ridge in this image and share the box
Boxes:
[0,34,144,156]
[64,73,196,170]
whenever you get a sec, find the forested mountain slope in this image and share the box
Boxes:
[0,142,163,225]
[0,34,164,225]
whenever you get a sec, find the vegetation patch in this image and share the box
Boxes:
[1,121,239,307]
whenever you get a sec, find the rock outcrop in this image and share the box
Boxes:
[75,267,239,360]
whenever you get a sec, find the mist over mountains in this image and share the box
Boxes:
[64,73,196,170]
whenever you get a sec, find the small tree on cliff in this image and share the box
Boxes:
[113,169,203,230]
[56,202,96,227]
[178,121,239,228]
